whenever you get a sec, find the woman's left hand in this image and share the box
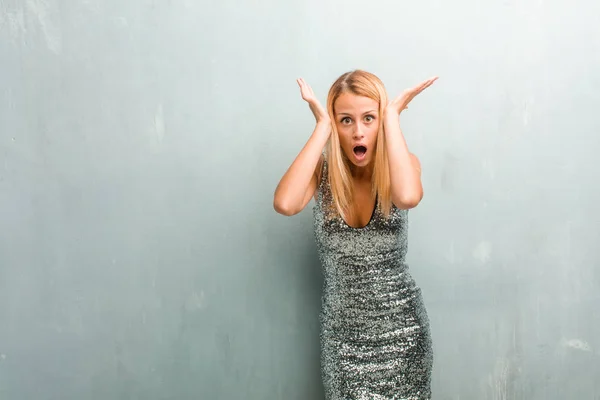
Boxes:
[387,76,438,116]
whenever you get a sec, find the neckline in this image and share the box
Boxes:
[319,158,378,230]
[340,195,378,230]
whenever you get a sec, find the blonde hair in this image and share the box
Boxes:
[325,70,392,221]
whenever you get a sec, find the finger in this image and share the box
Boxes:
[424,77,437,88]
[416,83,430,93]
[412,80,427,91]
[417,76,437,90]
[417,80,432,91]
[414,78,436,94]
[422,76,438,89]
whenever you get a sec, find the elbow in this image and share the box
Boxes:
[273,198,299,216]
[393,191,423,210]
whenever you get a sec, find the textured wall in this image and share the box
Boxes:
[1,0,599,399]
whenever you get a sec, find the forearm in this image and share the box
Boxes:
[383,110,423,209]
[273,121,330,214]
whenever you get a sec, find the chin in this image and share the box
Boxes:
[352,159,369,167]
[347,156,372,169]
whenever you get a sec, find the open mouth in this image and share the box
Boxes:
[353,145,367,159]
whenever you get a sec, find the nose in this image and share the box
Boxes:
[352,124,365,140]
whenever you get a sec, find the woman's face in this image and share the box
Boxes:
[333,92,380,169]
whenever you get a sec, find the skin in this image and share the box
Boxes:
[385,76,438,210]
[273,75,437,225]
[333,93,379,180]
[272,78,330,217]
[332,93,381,227]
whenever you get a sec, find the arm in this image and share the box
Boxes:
[385,76,438,209]
[273,121,330,216]
[273,78,331,216]
[383,110,423,209]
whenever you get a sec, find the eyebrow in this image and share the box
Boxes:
[337,109,378,116]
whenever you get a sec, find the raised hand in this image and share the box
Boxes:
[387,76,438,115]
[297,78,330,124]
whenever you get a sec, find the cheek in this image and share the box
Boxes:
[368,124,379,140]
[365,128,379,151]
[358,124,377,142]
[336,128,352,146]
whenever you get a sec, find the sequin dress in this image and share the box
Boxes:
[313,158,433,400]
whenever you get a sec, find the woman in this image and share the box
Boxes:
[274,70,436,399]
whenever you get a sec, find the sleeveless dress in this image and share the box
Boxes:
[313,158,433,400]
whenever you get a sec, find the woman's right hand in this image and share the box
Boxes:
[297,78,330,124]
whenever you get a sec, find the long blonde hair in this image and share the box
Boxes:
[325,70,392,221]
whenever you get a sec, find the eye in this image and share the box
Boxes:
[340,117,352,125]
[364,115,375,123]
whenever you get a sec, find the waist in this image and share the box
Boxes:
[322,246,406,267]
[321,259,417,304]
[319,270,425,341]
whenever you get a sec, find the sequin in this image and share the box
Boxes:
[313,158,433,399]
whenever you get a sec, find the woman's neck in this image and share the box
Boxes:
[349,163,373,182]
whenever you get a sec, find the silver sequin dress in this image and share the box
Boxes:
[313,159,433,400]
